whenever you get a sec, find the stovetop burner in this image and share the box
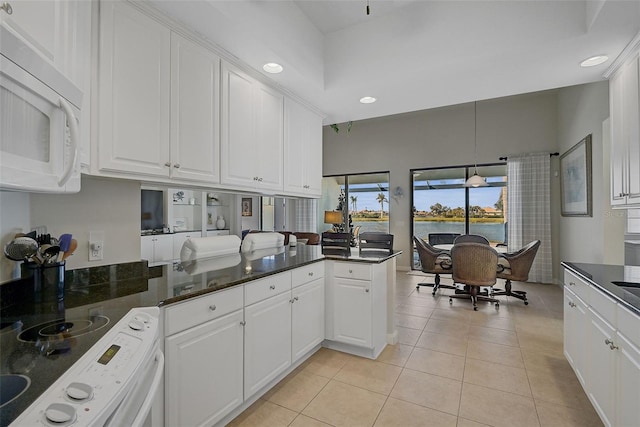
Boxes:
[17,315,110,343]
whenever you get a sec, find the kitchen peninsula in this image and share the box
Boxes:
[159,244,400,426]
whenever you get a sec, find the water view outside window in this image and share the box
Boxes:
[322,173,390,239]
[412,165,507,269]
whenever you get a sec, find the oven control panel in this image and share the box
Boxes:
[10,307,160,427]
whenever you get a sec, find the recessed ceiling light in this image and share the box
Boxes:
[263,63,283,74]
[360,96,377,104]
[580,55,609,67]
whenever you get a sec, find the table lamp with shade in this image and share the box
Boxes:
[324,211,344,232]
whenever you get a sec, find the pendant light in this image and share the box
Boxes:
[464,101,488,187]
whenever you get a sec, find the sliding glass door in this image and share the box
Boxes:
[411,165,506,269]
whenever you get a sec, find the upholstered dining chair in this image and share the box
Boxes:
[414,236,455,294]
[493,240,541,305]
[449,242,500,310]
[453,234,490,245]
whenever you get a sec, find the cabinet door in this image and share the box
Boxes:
[141,236,154,262]
[563,287,589,386]
[170,33,220,183]
[588,308,617,427]
[254,83,284,192]
[624,55,640,204]
[284,98,322,197]
[244,292,292,398]
[610,71,627,206]
[292,278,325,361]
[2,1,62,71]
[165,310,244,427]
[154,234,174,263]
[616,332,640,427]
[98,1,170,176]
[333,277,372,347]
[220,63,258,189]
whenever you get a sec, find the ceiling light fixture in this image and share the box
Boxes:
[360,96,376,104]
[580,55,608,67]
[464,101,488,188]
[263,62,283,74]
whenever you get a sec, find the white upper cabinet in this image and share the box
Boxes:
[0,0,89,87]
[98,1,171,176]
[284,98,323,198]
[610,45,640,207]
[221,62,284,193]
[170,33,221,183]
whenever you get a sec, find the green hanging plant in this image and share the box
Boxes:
[329,121,353,133]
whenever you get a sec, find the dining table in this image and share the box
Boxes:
[434,243,508,253]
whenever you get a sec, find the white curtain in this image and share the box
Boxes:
[294,198,318,232]
[507,153,552,283]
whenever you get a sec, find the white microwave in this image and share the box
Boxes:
[0,22,82,193]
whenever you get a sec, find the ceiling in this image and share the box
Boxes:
[149,0,640,125]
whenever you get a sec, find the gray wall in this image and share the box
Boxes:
[557,82,625,266]
[323,82,625,282]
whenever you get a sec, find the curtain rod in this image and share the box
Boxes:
[499,152,559,161]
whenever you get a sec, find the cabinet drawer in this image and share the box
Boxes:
[334,262,371,281]
[165,286,243,336]
[617,304,640,348]
[292,262,324,288]
[245,272,292,306]
[564,270,590,304]
[589,286,617,322]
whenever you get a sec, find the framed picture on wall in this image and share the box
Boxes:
[560,134,592,217]
[241,198,252,216]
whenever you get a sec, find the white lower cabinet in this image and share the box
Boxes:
[141,234,173,265]
[165,287,244,427]
[587,308,617,426]
[333,277,372,347]
[163,263,327,425]
[563,286,589,386]
[325,261,387,359]
[243,291,292,398]
[563,267,640,427]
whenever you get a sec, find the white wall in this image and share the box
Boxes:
[557,82,625,266]
[29,176,141,271]
[323,90,560,273]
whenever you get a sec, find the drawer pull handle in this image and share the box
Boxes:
[349,269,353,273]
[568,301,576,308]
[1,2,12,15]
[240,321,246,326]
[569,282,575,286]
[308,272,313,276]
[365,289,369,293]
[209,305,216,311]
[269,285,276,290]
[294,296,299,301]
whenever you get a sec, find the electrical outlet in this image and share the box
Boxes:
[89,231,104,261]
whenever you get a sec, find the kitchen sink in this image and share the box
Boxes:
[611,281,640,288]
[0,374,30,408]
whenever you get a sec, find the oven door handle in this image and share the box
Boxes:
[130,349,164,427]
[57,97,79,187]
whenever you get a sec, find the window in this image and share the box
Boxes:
[322,172,390,238]
[411,164,506,269]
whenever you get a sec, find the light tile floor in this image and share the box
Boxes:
[228,272,603,427]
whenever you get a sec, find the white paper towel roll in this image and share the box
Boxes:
[180,235,241,261]
[240,232,285,252]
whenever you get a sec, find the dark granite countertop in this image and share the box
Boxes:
[162,245,401,305]
[561,262,640,315]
